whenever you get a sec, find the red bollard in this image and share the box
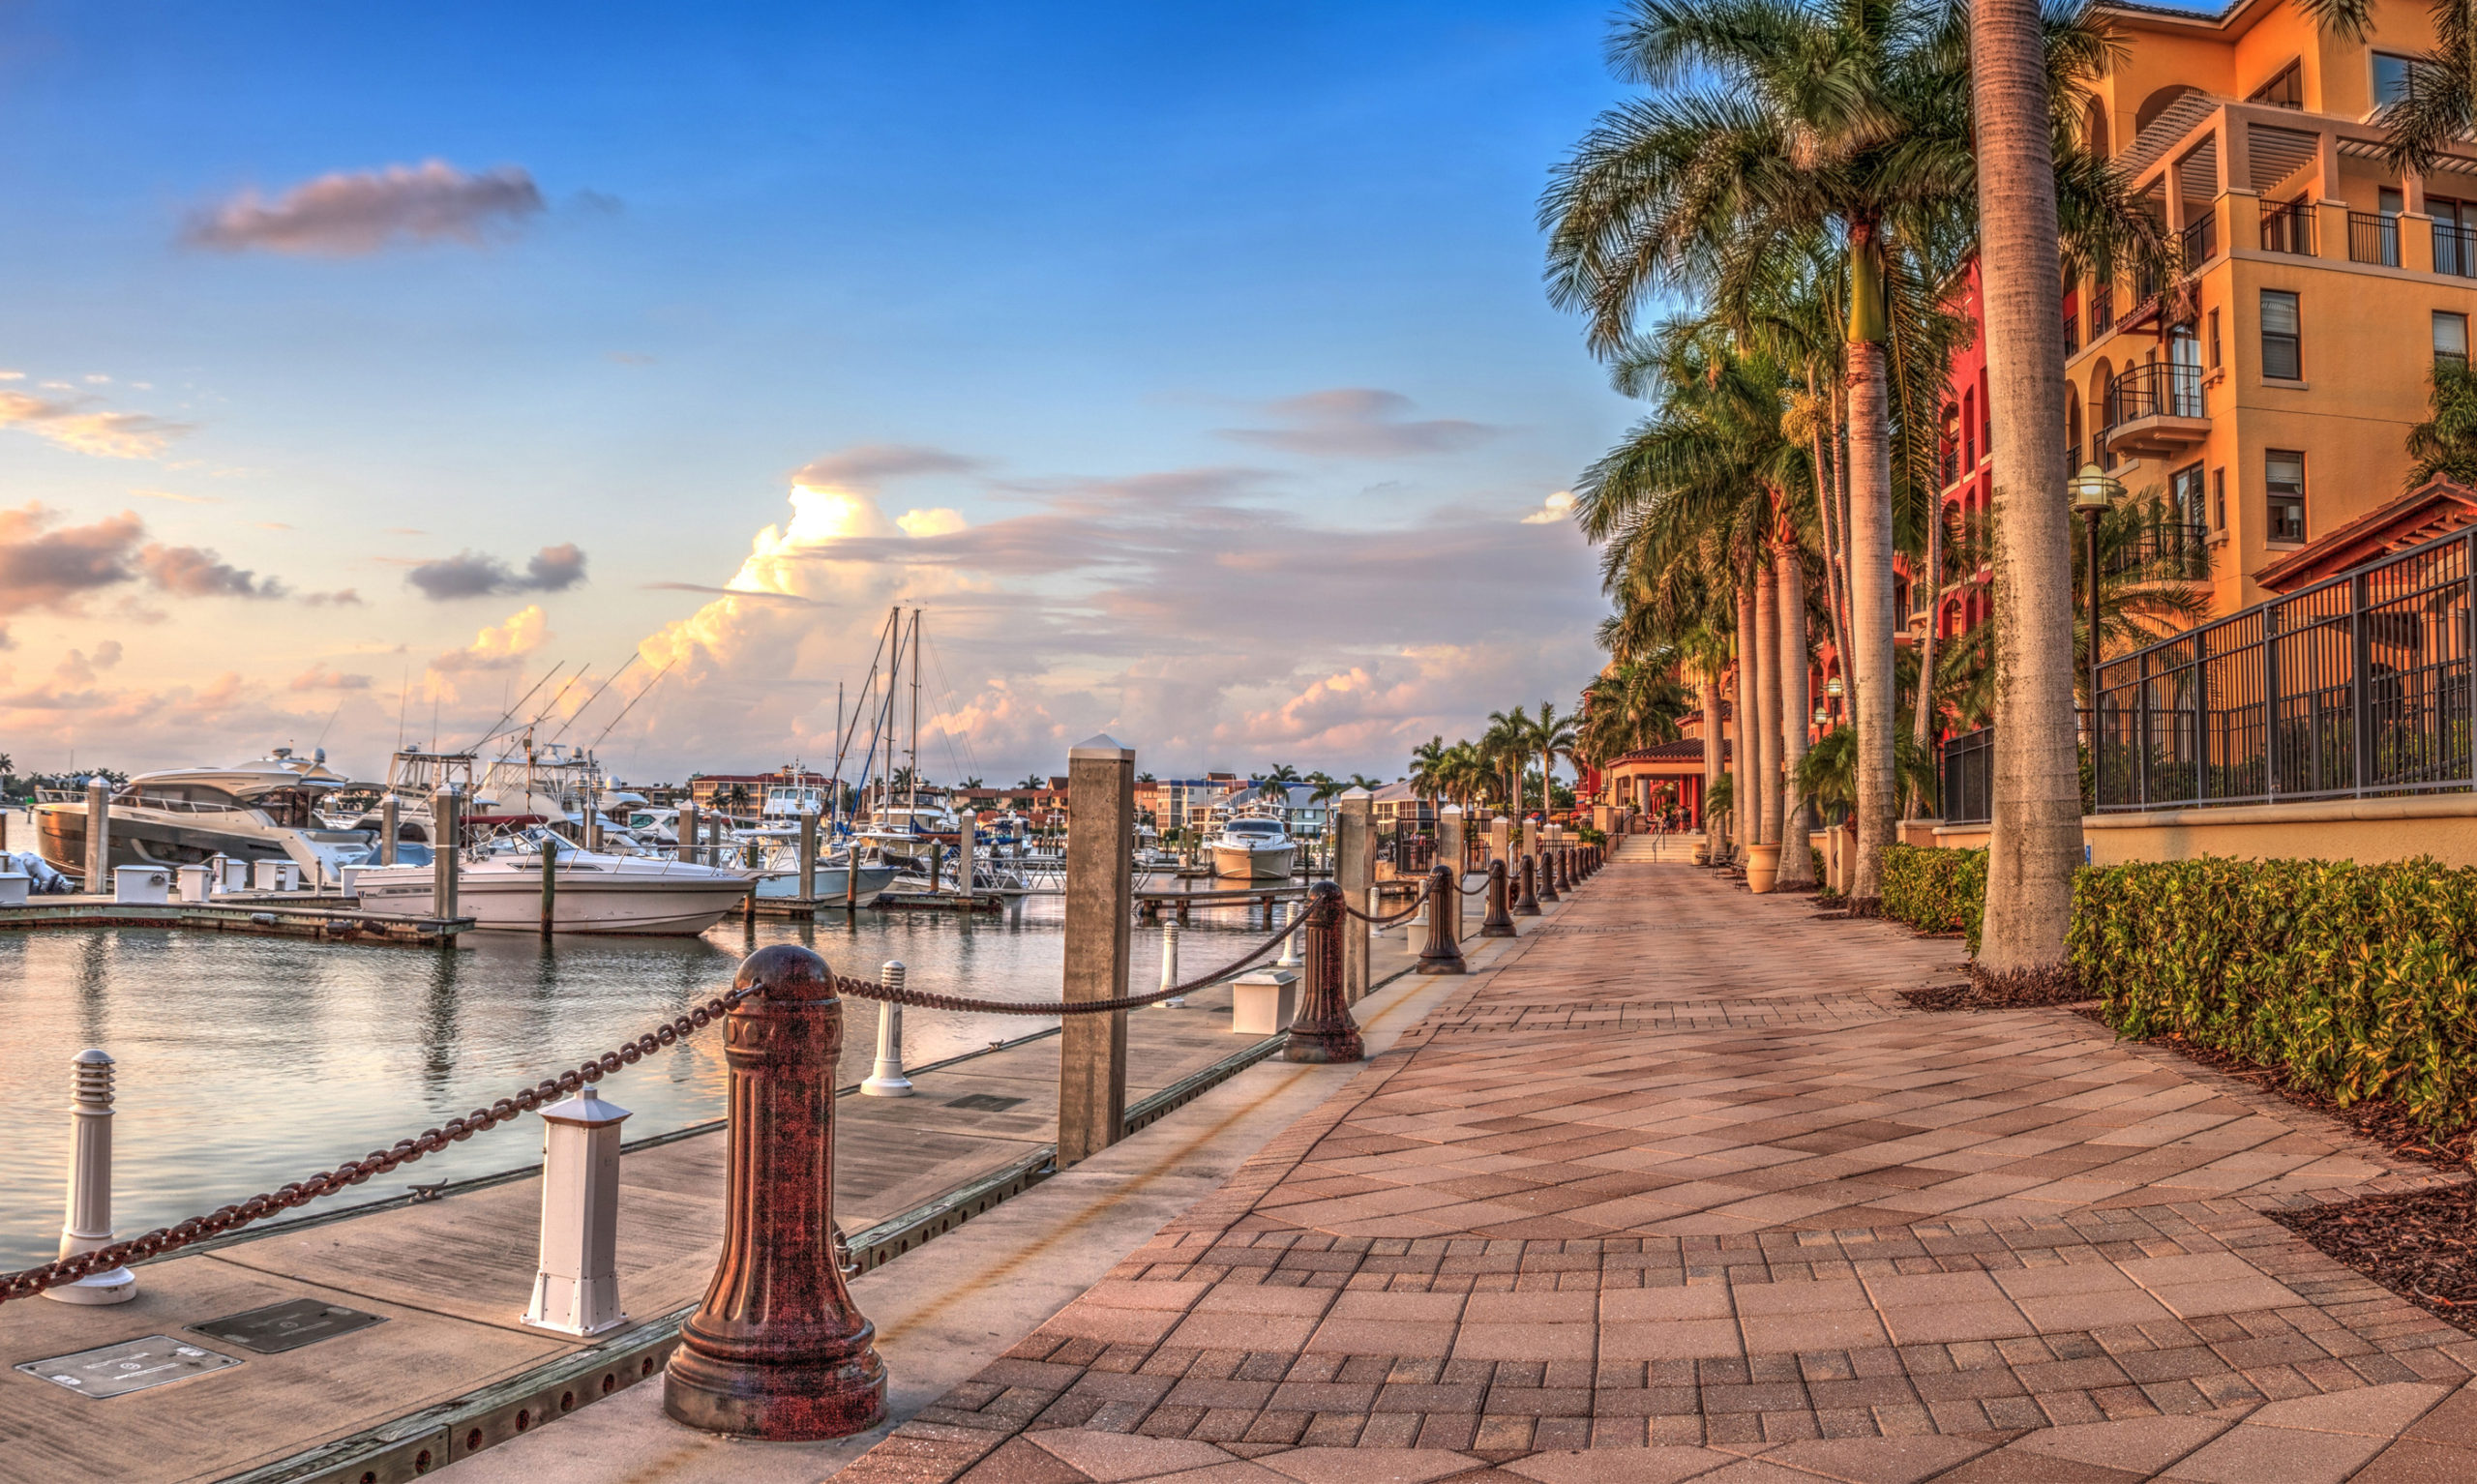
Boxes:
[1285,881,1362,1062]
[666,944,886,1439]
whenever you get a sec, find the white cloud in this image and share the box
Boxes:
[1522,490,1576,525]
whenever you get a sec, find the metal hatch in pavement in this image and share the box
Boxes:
[15,1335,242,1399]
[190,1296,388,1353]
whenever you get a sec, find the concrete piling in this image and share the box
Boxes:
[83,777,110,890]
[1336,788,1373,1002]
[433,785,463,925]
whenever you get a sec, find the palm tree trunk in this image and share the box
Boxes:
[1754,555,1782,846]
[1776,539,1815,886]
[1808,364,1855,677]
[1846,234,1899,910]
[1913,491,1944,762]
[1699,668,1723,841]
[1971,0,2080,989]
[1735,580,1763,857]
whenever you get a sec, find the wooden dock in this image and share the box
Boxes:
[0,923,1453,1484]
[0,895,468,944]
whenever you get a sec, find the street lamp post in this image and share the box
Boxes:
[2069,462,2125,747]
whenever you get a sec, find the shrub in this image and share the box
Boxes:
[2072,856,2477,1135]
[1880,844,1987,952]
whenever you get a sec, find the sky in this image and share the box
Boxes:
[0,0,1640,787]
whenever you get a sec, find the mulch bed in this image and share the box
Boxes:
[1897,982,1975,1011]
[2276,1186,2477,1333]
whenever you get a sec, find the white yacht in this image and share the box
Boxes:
[1209,815,1297,880]
[34,749,376,886]
[855,800,960,867]
[351,840,755,935]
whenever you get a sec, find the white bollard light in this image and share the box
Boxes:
[1367,884,1388,938]
[46,1050,134,1305]
[522,1084,632,1337]
[862,961,913,1096]
[1158,920,1183,1008]
[1276,899,1301,970]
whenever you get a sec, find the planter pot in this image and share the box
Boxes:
[1746,844,1781,894]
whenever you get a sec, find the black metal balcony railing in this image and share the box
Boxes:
[1939,727,1992,826]
[2094,525,2477,812]
[2103,362,2204,430]
[2064,306,2079,355]
[2103,517,2212,581]
[2438,221,2477,279]
[2261,200,2316,256]
[2349,211,2400,267]
[2089,283,2114,336]
[2180,213,2217,271]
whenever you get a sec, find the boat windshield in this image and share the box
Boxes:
[1228,819,1283,837]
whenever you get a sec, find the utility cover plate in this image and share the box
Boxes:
[190,1297,387,1353]
[16,1335,241,1399]
[945,1093,1027,1112]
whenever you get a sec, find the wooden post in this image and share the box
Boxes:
[83,776,109,890]
[433,785,463,924]
[379,795,400,866]
[708,812,726,869]
[1336,787,1373,1003]
[540,833,559,936]
[679,803,701,866]
[1059,734,1133,1167]
[798,807,821,902]
[957,810,977,905]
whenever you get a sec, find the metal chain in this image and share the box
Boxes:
[0,985,755,1307]
[1339,876,1437,927]
[837,897,1319,1017]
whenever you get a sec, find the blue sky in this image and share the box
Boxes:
[0,1,1638,781]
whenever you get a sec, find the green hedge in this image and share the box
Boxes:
[1880,844,1987,953]
[1873,847,2477,1136]
[2073,857,2477,1134]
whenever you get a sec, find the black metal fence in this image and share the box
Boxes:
[2094,525,2477,811]
[1940,727,1993,826]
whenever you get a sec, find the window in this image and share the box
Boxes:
[2208,308,2222,368]
[1981,368,1992,452]
[2266,451,2307,544]
[2261,290,2302,380]
[2212,468,2226,532]
[2437,312,2469,364]
[2375,52,2426,106]
[2381,186,2404,217]
[1962,389,1975,465]
[2171,463,2205,530]
[2250,59,2304,108]
[2064,297,2080,355]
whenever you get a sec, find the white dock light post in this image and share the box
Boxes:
[46,1050,134,1304]
[861,962,913,1096]
[522,1085,632,1336]
[1158,920,1183,1008]
[83,776,110,892]
[432,785,463,923]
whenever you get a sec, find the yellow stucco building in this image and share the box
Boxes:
[2074,0,2477,615]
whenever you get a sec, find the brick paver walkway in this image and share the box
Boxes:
[839,853,2477,1483]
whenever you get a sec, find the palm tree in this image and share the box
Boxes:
[1483,707,1533,818]
[2408,359,2477,488]
[1262,762,1300,786]
[1532,701,1579,812]
[1407,738,1447,807]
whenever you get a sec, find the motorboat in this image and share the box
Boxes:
[34,749,376,886]
[351,840,755,935]
[856,801,959,867]
[1209,815,1297,880]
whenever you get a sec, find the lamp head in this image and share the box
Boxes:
[2069,462,2122,515]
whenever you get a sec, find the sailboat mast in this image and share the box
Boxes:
[907,608,921,819]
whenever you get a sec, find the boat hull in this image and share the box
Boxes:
[752,863,900,901]
[352,865,753,935]
[1211,842,1297,880]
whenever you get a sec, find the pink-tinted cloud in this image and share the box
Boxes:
[1219,389,1494,459]
[137,543,285,599]
[0,505,144,612]
[183,161,546,255]
[0,391,190,459]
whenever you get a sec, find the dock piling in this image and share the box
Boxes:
[678,803,700,866]
[540,834,559,937]
[1058,734,1134,1167]
[522,1086,632,1336]
[861,963,913,1096]
[433,786,463,926]
[1336,787,1372,1002]
[83,777,109,890]
[798,805,820,901]
[958,809,976,906]
[379,795,399,866]
[45,1050,134,1305]
[665,944,885,1439]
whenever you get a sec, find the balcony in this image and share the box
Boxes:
[2180,213,2216,270]
[2439,221,2477,279]
[2261,199,2315,256]
[2102,362,2208,460]
[2103,515,2212,581]
[2349,211,2400,267]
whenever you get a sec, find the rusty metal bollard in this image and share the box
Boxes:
[1283,881,1362,1063]
[1479,859,1516,937]
[666,944,886,1439]
[1416,864,1466,974]
[1515,854,1542,916]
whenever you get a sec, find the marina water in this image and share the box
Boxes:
[0,897,1239,1270]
